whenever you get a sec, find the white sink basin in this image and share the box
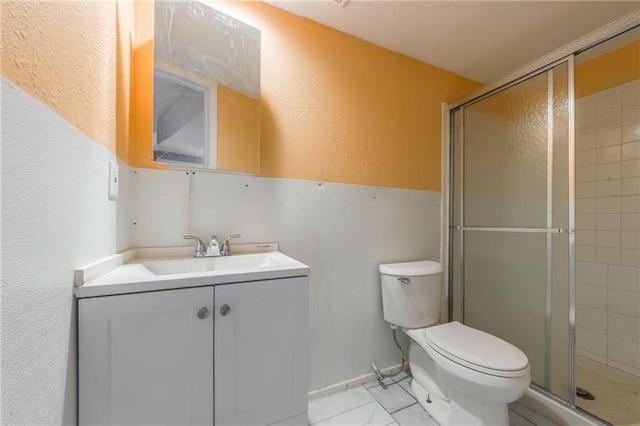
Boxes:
[74,249,310,298]
[131,252,294,275]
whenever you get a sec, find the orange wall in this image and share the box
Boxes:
[116,0,136,162]
[217,86,260,173]
[576,40,640,98]
[132,1,480,191]
[1,0,132,156]
[129,0,162,169]
[248,2,479,191]
[2,0,479,190]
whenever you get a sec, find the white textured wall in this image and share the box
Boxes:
[0,79,131,424]
[131,168,442,391]
[0,74,441,419]
[0,75,440,419]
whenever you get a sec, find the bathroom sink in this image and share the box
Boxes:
[131,252,293,275]
[74,249,310,298]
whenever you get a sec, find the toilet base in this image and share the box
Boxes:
[408,341,449,424]
[411,378,449,425]
[448,394,509,426]
[408,340,519,426]
[411,376,510,426]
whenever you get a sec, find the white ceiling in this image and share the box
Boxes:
[265,0,640,84]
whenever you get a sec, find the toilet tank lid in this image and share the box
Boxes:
[379,260,443,276]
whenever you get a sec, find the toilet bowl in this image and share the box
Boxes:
[379,261,531,426]
[406,322,530,425]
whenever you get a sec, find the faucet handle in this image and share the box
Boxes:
[183,235,206,257]
[221,234,241,256]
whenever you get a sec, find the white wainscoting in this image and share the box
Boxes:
[131,167,442,391]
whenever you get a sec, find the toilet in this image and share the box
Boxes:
[379,260,531,426]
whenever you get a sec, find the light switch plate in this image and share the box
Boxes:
[108,161,119,201]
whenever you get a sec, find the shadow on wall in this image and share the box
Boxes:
[62,299,78,425]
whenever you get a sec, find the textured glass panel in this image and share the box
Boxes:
[464,73,549,228]
[550,233,570,401]
[464,232,547,386]
[450,228,463,322]
[550,63,570,403]
[553,62,570,230]
[450,109,464,322]
[452,61,572,406]
[451,108,464,228]
[462,233,570,399]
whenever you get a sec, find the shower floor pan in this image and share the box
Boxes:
[576,356,640,425]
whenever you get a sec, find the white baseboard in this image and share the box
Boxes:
[308,363,404,401]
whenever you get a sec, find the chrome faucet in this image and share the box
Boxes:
[183,234,220,257]
[183,233,240,257]
[221,234,241,256]
[206,235,221,257]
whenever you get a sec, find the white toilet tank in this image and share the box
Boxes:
[379,260,444,329]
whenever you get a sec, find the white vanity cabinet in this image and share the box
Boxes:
[215,278,309,425]
[78,277,309,426]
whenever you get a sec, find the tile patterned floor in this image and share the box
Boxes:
[308,372,559,426]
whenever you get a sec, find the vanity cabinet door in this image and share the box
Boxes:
[78,287,214,425]
[214,277,309,426]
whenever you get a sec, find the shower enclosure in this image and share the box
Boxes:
[448,17,639,425]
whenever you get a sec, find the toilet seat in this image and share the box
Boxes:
[408,322,529,378]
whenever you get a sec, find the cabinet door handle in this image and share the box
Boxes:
[197,307,209,319]
[220,304,231,316]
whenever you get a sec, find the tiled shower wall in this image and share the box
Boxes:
[575,79,640,377]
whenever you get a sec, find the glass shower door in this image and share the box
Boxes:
[450,61,572,402]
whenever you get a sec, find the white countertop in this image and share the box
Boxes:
[74,244,310,298]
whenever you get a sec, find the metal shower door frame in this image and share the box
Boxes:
[448,56,576,406]
[444,10,640,417]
